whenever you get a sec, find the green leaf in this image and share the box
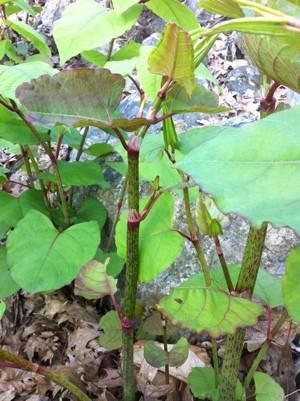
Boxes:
[0,300,5,320]
[165,83,225,114]
[16,68,156,131]
[4,19,51,56]
[186,265,283,308]
[254,372,284,401]
[7,210,100,293]
[189,368,244,401]
[146,0,200,30]
[176,106,300,232]
[144,341,168,368]
[195,63,218,84]
[74,259,117,300]
[0,247,20,298]
[105,58,137,76]
[116,193,183,282]
[0,167,8,183]
[159,283,262,336]
[169,337,189,367]
[112,0,140,15]
[53,0,142,64]
[282,248,300,321]
[41,161,109,188]
[0,104,48,145]
[188,367,219,400]
[85,143,114,157]
[242,34,300,93]
[0,61,56,99]
[199,0,244,18]
[95,249,124,277]
[99,310,122,350]
[81,50,107,67]
[148,23,195,96]
[0,189,48,238]
[111,41,140,60]
[76,197,107,231]
[0,0,36,15]
[136,46,161,102]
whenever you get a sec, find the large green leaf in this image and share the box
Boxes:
[0,247,20,298]
[116,193,183,282]
[0,104,48,144]
[112,0,140,15]
[254,372,284,401]
[53,0,142,64]
[7,210,100,292]
[0,189,48,238]
[186,265,283,308]
[177,106,300,232]
[4,19,51,56]
[159,284,262,336]
[282,248,300,321]
[74,259,117,300]
[146,0,200,30]
[16,68,157,131]
[40,161,109,188]
[0,62,56,99]
[148,23,195,96]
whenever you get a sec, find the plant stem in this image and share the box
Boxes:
[162,315,170,384]
[106,38,115,61]
[106,176,127,250]
[24,145,51,210]
[219,222,268,401]
[11,104,70,225]
[243,309,288,390]
[0,348,91,401]
[122,136,140,401]
[213,236,234,292]
[76,127,89,161]
[20,145,34,188]
[181,184,221,382]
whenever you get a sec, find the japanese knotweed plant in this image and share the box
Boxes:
[0,0,300,401]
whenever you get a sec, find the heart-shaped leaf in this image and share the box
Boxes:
[16,68,158,131]
[159,284,261,336]
[116,193,183,282]
[76,198,107,232]
[144,341,167,368]
[148,23,195,95]
[168,337,189,367]
[74,259,117,300]
[99,310,122,350]
[177,106,300,232]
[7,210,100,292]
[53,0,141,64]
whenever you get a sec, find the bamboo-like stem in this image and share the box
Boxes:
[243,309,288,390]
[219,222,268,401]
[0,348,91,401]
[122,136,140,401]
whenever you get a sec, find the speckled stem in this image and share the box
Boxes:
[219,222,268,401]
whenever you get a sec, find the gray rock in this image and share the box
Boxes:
[225,65,260,95]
